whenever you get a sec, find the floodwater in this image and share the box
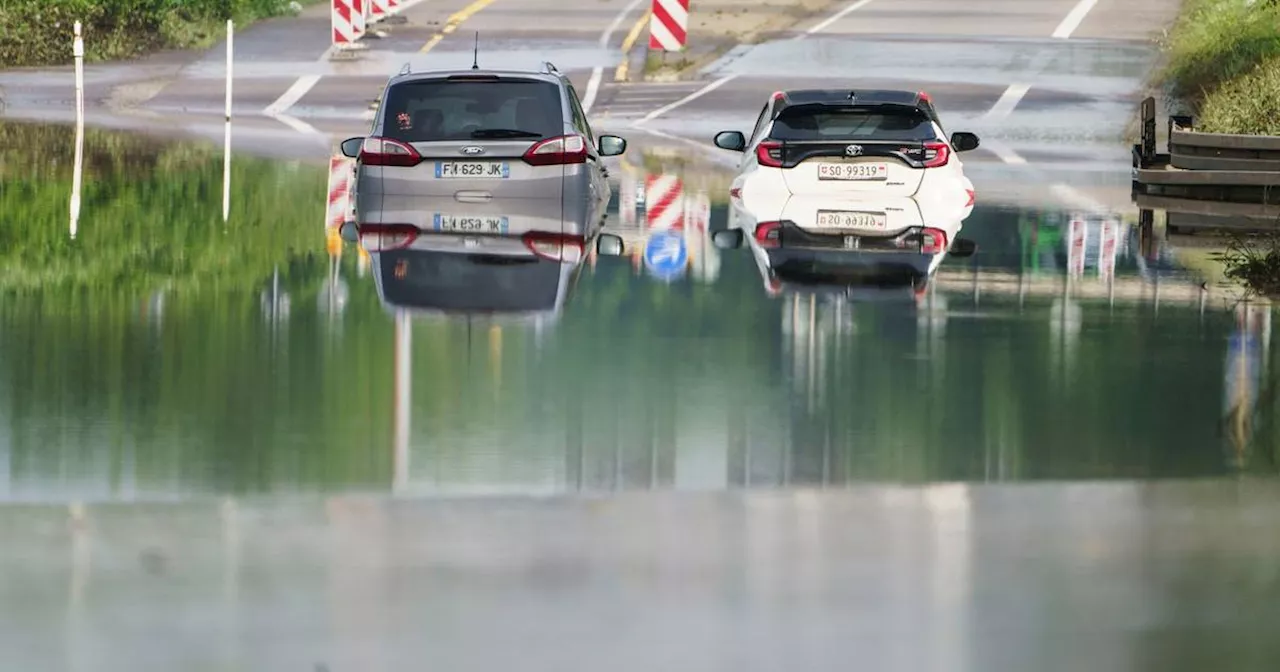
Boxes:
[2,121,1280,670]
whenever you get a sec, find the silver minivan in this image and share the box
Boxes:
[339,62,627,223]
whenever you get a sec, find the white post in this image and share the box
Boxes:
[222,20,234,223]
[70,22,85,239]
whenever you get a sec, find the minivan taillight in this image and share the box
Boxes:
[522,134,588,166]
[522,231,585,262]
[359,137,421,167]
[920,227,948,255]
[755,141,784,168]
[358,223,419,250]
[922,141,950,168]
[754,221,782,248]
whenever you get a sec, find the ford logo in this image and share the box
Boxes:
[460,146,485,156]
[845,144,863,156]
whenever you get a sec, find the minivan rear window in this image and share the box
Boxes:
[378,250,562,312]
[770,105,937,142]
[381,78,564,143]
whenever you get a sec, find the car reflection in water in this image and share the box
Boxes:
[340,196,624,319]
[712,172,978,300]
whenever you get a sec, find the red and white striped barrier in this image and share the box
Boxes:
[1098,218,1119,281]
[645,173,685,231]
[1067,215,1087,279]
[648,0,688,52]
[370,0,391,22]
[333,0,411,50]
[327,156,355,229]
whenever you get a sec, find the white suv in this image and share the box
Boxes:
[713,88,979,204]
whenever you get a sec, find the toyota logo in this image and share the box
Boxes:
[845,145,863,156]
[460,146,485,156]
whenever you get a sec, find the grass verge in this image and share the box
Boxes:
[1215,232,1280,297]
[0,0,322,69]
[1162,0,1280,134]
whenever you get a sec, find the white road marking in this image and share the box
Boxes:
[798,0,880,38]
[635,0,878,124]
[1052,0,1101,39]
[582,0,647,115]
[981,138,1028,165]
[264,74,320,116]
[1051,183,1108,213]
[983,83,1030,122]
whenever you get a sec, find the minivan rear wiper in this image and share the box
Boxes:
[470,128,543,139]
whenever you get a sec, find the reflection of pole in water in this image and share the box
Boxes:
[69,22,85,240]
[392,309,411,493]
[221,21,234,223]
[66,502,90,672]
[1223,303,1268,467]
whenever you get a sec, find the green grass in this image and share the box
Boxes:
[1162,0,1280,134]
[0,0,324,68]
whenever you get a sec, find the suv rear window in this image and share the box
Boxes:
[381,78,564,143]
[770,105,937,142]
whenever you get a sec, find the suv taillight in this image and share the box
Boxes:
[921,227,948,255]
[522,231,585,262]
[754,221,782,248]
[756,141,784,168]
[522,134,588,166]
[358,223,419,250]
[922,141,950,168]
[359,137,421,167]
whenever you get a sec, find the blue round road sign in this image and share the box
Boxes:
[644,230,688,280]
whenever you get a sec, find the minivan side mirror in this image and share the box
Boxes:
[949,238,978,258]
[339,221,360,243]
[599,135,627,157]
[714,131,746,152]
[712,229,744,249]
[950,132,980,152]
[596,233,625,256]
[340,137,364,159]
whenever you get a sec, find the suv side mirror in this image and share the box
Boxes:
[714,131,746,152]
[340,137,364,158]
[950,132,980,152]
[596,233,624,256]
[950,238,977,258]
[339,221,359,243]
[712,229,744,249]
[598,135,627,157]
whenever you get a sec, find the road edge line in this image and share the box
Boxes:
[583,0,648,114]
[614,9,652,82]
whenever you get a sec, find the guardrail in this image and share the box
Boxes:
[1131,97,1280,221]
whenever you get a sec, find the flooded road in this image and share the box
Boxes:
[2,122,1275,500]
[3,119,1280,670]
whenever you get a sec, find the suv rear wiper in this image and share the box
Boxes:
[470,128,543,139]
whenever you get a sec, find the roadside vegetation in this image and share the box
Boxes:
[1216,232,1280,298]
[1162,0,1280,135]
[0,0,317,68]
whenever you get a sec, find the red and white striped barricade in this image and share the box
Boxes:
[1067,214,1087,279]
[327,156,355,229]
[332,0,368,50]
[648,0,688,52]
[644,172,685,231]
[1098,218,1119,281]
[370,0,391,22]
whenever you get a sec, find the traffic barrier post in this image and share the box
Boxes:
[648,0,688,52]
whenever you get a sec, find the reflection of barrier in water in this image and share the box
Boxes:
[327,156,355,229]
[1067,214,1088,279]
[260,267,291,335]
[222,21,234,223]
[1049,295,1082,385]
[69,22,85,240]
